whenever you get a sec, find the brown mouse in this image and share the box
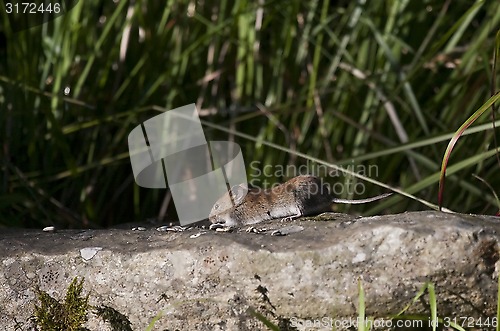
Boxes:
[208,175,391,228]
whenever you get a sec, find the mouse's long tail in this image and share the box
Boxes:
[332,193,392,204]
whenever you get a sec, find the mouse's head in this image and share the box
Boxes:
[209,183,248,227]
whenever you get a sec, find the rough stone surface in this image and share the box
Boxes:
[1,211,499,330]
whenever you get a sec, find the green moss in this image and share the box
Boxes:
[33,277,134,331]
[94,305,133,331]
[34,277,90,331]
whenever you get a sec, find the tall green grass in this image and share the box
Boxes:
[0,0,499,228]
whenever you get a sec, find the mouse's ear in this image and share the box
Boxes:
[229,184,248,205]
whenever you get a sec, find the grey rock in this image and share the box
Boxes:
[0,211,499,330]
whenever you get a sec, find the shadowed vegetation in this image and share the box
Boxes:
[0,0,499,228]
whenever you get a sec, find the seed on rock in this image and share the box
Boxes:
[42,226,56,233]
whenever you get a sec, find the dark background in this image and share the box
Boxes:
[0,0,499,228]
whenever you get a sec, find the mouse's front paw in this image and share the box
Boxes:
[245,226,266,234]
[280,213,301,223]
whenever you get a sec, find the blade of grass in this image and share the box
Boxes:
[490,29,500,178]
[358,278,366,331]
[307,0,329,108]
[394,282,430,317]
[73,0,128,97]
[248,308,280,331]
[428,283,437,331]
[473,174,500,212]
[144,310,162,331]
[497,273,500,331]
[438,90,500,210]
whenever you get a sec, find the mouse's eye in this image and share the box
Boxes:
[214,203,219,210]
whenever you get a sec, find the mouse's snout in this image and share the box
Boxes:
[209,213,222,224]
[209,188,246,228]
[208,202,226,224]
